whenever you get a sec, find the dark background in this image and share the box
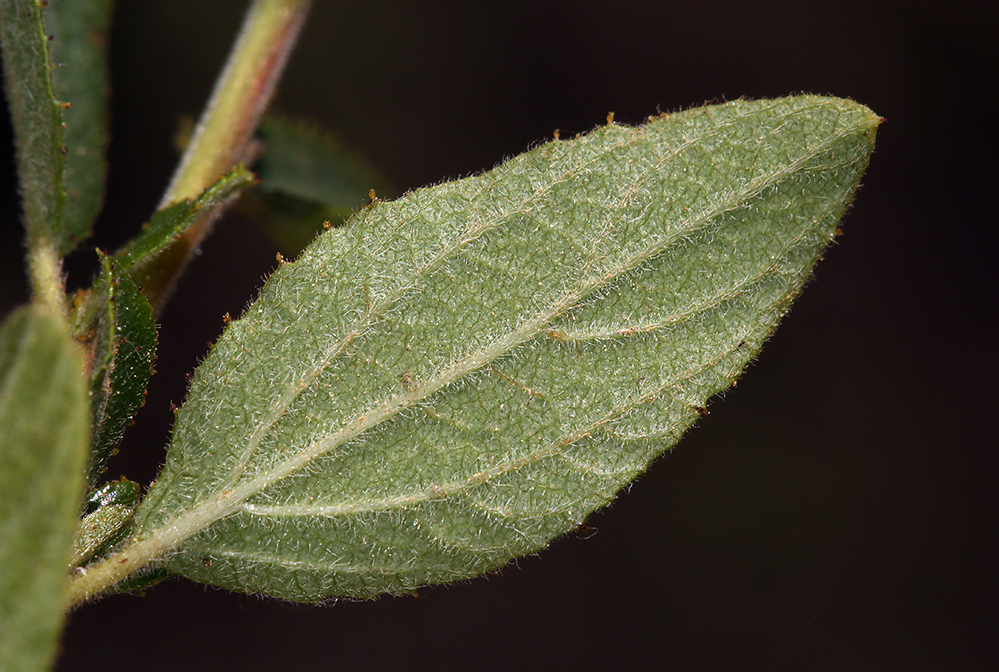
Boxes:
[1,0,995,669]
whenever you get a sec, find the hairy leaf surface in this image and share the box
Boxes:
[0,306,89,672]
[0,0,66,251]
[47,0,115,252]
[74,256,156,486]
[134,96,880,601]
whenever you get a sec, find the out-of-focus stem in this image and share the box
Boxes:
[141,0,312,311]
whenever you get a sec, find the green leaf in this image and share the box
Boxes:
[97,566,171,596]
[46,0,115,253]
[73,256,157,486]
[115,166,256,271]
[134,96,880,602]
[0,305,90,672]
[0,0,67,251]
[72,480,140,567]
[253,115,387,206]
[239,115,390,256]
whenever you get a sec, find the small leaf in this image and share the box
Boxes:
[114,166,256,272]
[0,0,67,251]
[239,116,390,256]
[46,0,115,253]
[83,478,141,516]
[134,96,880,601]
[74,255,157,485]
[254,115,388,206]
[72,480,141,567]
[0,305,90,672]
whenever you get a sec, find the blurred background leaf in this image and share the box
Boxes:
[237,115,391,257]
[47,0,115,252]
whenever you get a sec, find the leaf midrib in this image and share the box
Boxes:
[219,101,778,489]
[234,202,840,523]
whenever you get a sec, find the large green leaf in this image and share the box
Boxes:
[0,0,66,250]
[0,306,90,672]
[133,96,880,601]
[47,0,115,253]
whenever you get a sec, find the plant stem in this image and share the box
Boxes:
[140,0,312,310]
[64,495,239,609]
[64,2,313,603]
[27,242,66,316]
[161,0,310,207]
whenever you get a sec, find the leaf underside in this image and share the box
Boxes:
[134,96,879,602]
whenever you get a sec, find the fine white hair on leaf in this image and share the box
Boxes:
[127,96,881,603]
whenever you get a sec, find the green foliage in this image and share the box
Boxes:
[240,115,391,256]
[114,166,256,273]
[46,0,115,250]
[0,306,89,672]
[72,480,140,566]
[132,96,880,601]
[0,0,67,252]
[253,115,387,207]
[72,256,156,486]
[0,0,882,664]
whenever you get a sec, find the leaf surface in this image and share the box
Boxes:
[115,166,256,272]
[72,480,140,566]
[74,255,157,485]
[0,306,89,672]
[134,96,880,601]
[0,0,67,250]
[47,0,115,252]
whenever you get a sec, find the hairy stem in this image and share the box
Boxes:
[27,242,66,316]
[64,495,240,609]
[138,0,312,310]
